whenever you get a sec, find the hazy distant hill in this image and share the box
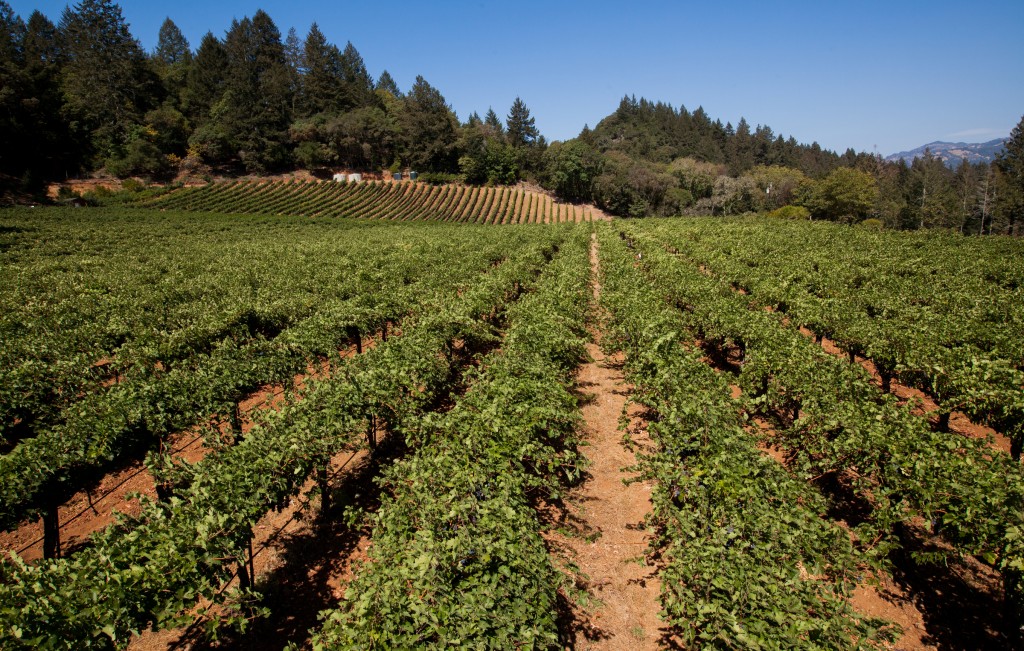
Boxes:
[885,139,1007,168]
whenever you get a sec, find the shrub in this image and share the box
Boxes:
[767,205,811,220]
[417,172,463,185]
[661,187,694,215]
[121,178,146,193]
[106,136,171,179]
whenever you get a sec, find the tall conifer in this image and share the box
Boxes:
[505,97,537,147]
[219,10,292,172]
[58,0,152,158]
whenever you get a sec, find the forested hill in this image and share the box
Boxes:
[561,95,1022,235]
[586,96,843,178]
[0,1,1020,234]
[0,1,549,197]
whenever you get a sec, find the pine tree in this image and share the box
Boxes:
[219,11,292,172]
[298,23,343,117]
[0,1,27,186]
[908,150,956,229]
[182,31,226,124]
[22,9,61,66]
[283,27,302,110]
[58,0,155,159]
[953,159,980,233]
[725,117,755,175]
[153,17,190,66]
[0,1,22,64]
[752,124,775,166]
[484,107,503,134]
[20,10,76,183]
[402,75,458,172]
[338,41,373,109]
[283,27,302,72]
[505,97,537,147]
[152,17,191,109]
[995,115,1024,236]
[375,69,401,98]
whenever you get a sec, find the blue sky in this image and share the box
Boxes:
[13,0,1024,156]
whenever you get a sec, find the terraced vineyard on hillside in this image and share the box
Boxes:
[145,179,603,223]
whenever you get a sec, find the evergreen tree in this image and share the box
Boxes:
[973,163,995,235]
[907,150,956,229]
[0,1,27,187]
[23,9,61,66]
[726,117,755,175]
[282,27,302,111]
[694,108,725,162]
[152,18,191,109]
[484,107,503,134]
[282,27,299,84]
[401,75,458,172]
[182,31,226,124]
[457,111,517,184]
[0,1,22,63]
[375,69,401,98]
[953,159,980,234]
[21,10,76,183]
[145,21,192,166]
[58,0,154,160]
[338,41,373,109]
[752,124,775,166]
[219,11,292,172]
[370,81,405,164]
[577,123,594,146]
[153,17,190,66]
[506,96,538,147]
[868,153,907,229]
[298,23,343,117]
[995,115,1024,236]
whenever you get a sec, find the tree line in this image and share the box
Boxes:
[545,96,1023,235]
[0,0,546,193]
[1,1,1020,234]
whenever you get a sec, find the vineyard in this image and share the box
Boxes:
[144,179,603,224]
[2,204,1024,650]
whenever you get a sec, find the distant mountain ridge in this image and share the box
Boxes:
[885,138,1007,168]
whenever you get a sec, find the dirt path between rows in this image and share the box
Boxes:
[554,233,662,649]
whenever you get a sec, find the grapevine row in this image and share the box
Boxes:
[145,180,599,223]
[0,213,534,553]
[637,218,1024,458]
[597,226,893,648]
[310,228,591,648]
[620,222,1024,629]
[0,211,378,448]
[0,230,568,649]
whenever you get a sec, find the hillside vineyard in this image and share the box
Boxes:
[146,179,600,224]
[1,203,1023,649]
